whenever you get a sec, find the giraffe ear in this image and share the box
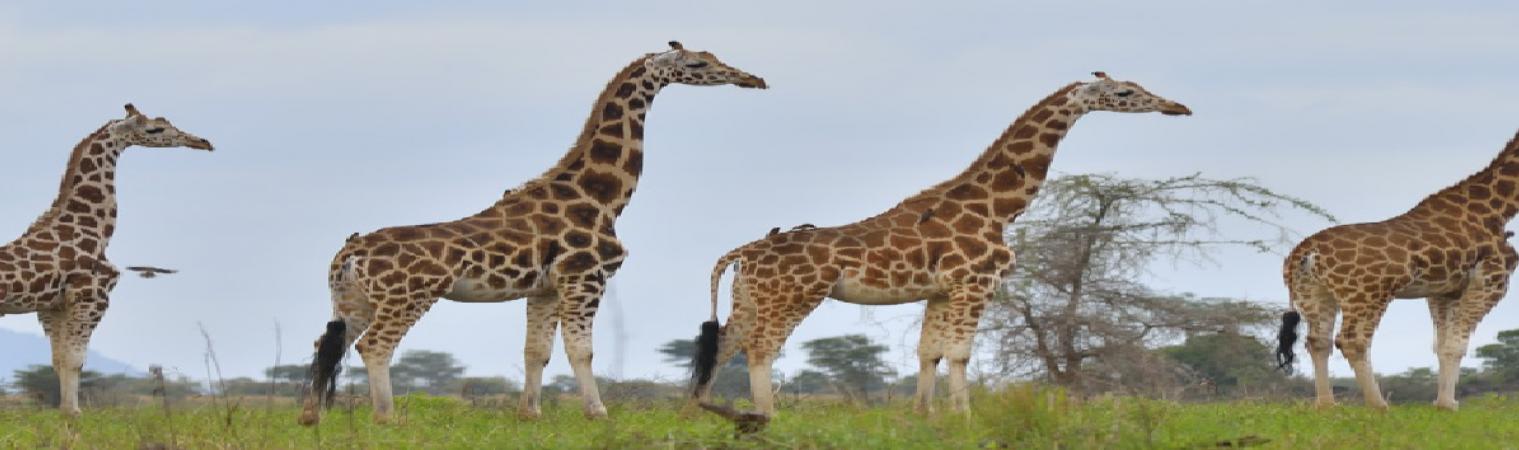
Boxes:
[124,103,142,117]
[1091,71,1109,80]
[668,41,684,51]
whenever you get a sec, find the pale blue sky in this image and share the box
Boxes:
[2,1,1518,384]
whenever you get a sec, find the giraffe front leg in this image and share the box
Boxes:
[39,276,112,417]
[555,273,607,419]
[1435,255,1511,411]
[519,294,558,419]
[1427,293,1460,410]
[1333,289,1392,410]
[943,281,993,415]
[914,295,952,415]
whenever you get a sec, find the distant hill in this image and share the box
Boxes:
[0,328,139,382]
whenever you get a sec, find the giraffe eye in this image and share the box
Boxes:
[684,61,709,69]
[144,127,166,134]
[1115,90,1134,98]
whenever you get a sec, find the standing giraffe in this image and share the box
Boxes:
[299,42,767,425]
[690,73,1191,416]
[1278,129,1519,411]
[0,104,213,416]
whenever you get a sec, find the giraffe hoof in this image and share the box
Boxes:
[584,405,609,419]
[678,402,704,419]
[1434,400,1459,411]
[517,408,543,420]
[297,410,321,426]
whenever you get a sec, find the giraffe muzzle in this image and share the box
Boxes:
[1160,102,1192,116]
[735,76,768,89]
[188,138,215,151]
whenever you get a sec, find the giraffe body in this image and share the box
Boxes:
[299,42,766,426]
[1281,130,1519,410]
[0,104,212,416]
[691,74,1191,417]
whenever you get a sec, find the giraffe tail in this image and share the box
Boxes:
[1275,249,1313,373]
[692,249,743,396]
[1269,246,1318,372]
[1275,310,1301,373]
[311,320,347,403]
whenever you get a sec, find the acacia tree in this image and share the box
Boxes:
[1475,329,1519,383]
[801,334,894,402]
[983,173,1333,394]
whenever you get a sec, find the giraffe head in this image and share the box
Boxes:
[648,41,768,89]
[112,104,215,151]
[1072,72,1191,116]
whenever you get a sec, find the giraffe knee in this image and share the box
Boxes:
[1305,336,1332,354]
[1336,338,1369,360]
[1438,336,1470,359]
[524,348,551,368]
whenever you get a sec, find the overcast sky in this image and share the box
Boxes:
[2,1,1518,385]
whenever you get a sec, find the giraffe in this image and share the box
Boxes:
[689,73,1191,417]
[1277,129,1519,411]
[298,41,767,426]
[0,104,213,416]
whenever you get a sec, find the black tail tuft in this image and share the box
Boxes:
[309,320,347,408]
[1275,310,1301,373]
[690,320,720,397]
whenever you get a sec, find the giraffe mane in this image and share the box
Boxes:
[498,55,656,202]
[863,82,1085,222]
[1408,128,1519,213]
[22,123,114,235]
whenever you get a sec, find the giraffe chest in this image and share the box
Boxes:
[0,271,66,314]
[0,247,71,314]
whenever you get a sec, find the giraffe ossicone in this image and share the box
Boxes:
[689,73,1189,417]
[1279,128,1519,411]
[0,104,213,417]
[298,42,766,426]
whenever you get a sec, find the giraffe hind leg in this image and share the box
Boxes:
[1293,281,1339,408]
[741,288,824,417]
[1332,287,1392,410]
[519,294,558,419]
[695,281,752,403]
[356,291,441,424]
[299,280,375,426]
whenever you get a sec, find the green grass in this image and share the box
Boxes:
[4,388,1519,449]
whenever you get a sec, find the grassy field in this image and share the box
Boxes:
[3,388,1519,449]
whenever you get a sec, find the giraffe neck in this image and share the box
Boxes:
[903,83,1086,228]
[1407,130,1519,233]
[23,123,128,255]
[503,56,667,216]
